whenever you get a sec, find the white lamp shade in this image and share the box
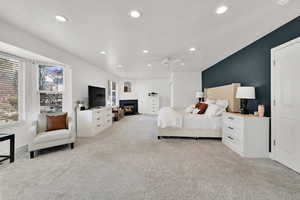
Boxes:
[196,91,204,98]
[236,87,256,99]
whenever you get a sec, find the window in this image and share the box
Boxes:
[0,54,23,125]
[39,65,64,113]
[107,80,117,106]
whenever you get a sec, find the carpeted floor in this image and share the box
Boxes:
[0,115,300,200]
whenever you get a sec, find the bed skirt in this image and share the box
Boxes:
[158,128,222,139]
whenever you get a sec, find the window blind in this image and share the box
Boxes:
[0,55,20,123]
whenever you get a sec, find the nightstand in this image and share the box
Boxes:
[222,112,269,158]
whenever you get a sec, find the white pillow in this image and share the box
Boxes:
[205,99,216,105]
[205,104,223,116]
[192,108,200,115]
[216,99,229,110]
[184,104,195,113]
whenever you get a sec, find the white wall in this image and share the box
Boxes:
[0,19,119,153]
[170,72,202,109]
[119,79,170,113]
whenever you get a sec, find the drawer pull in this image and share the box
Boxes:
[228,126,234,130]
[228,117,234,120]
[97,125,101,127]
[227,136,234,140]
[97,118,100,120]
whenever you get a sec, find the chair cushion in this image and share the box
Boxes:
[47,113,67,131]
[34,129,71,144]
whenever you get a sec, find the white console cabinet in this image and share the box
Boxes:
[77,107,112,137]
[222,112,269,158]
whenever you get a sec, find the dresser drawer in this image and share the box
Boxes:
[223,136,243,154]
[223,124,243,141]
[223,115,243,128]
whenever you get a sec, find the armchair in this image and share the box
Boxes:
[29,113,75,159]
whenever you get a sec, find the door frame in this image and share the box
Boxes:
[270,36,300,160]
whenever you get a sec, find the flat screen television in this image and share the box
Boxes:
[88,86,106,108]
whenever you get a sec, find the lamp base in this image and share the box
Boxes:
[240,99,249,114]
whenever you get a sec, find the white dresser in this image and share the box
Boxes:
[222,112,269,158]
[77,107,113,137]
[147,95,159,115]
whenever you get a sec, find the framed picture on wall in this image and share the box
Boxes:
[124,81,132,93]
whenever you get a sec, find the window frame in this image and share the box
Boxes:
[107,80,117,106]
[0,51,25,127]
[36,62,66,113]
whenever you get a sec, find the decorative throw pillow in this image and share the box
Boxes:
[197,103,208,114]
[46,113,67,131]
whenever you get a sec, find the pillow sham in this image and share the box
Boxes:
[216,99,229,110]
[205,99,216,105]
[205,104,223,116]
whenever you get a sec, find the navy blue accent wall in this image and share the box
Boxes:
[202,16,300,117]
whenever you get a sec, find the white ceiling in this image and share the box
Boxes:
[0,0,299,79]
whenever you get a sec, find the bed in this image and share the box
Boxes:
[157,83,240,139]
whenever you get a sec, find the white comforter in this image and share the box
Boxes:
[157,107,183,128]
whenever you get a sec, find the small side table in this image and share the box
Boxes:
[0,133,15,163]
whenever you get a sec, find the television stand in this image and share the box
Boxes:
[77,107,112,137]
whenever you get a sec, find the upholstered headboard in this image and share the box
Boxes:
[204,83,240,113]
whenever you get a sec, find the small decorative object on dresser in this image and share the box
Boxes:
[258,104,265,118]
[222,112,269,158]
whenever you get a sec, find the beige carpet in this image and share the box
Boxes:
[1,115,300,200]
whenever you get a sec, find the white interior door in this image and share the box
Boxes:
[272,37,300,173]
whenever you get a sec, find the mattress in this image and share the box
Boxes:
[180,111,223,130]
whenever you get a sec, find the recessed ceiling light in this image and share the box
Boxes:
[189,47,197,52]
[276,0,290,6]
[216,6,228,15]
[129,10,142,18]
[147,64,152,67]
[181,63,185,66]
[55,15,68,22]
[143,50,149,54]
[100,51,106,55]
[117,64,124,68]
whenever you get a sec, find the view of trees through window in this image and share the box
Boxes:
[0,55,20,124]
[39,65,63,113]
